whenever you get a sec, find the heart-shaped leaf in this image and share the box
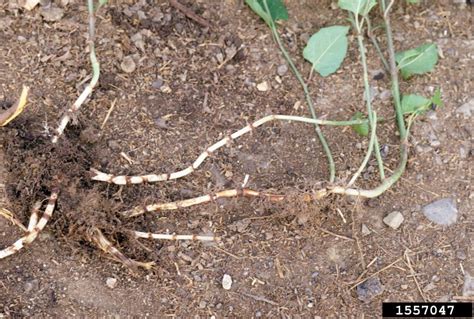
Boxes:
[395,43,438,79]
[245,0,288,27]
[401,94,431,115]
[303,25,349,77]
[338,0,377,16]
[351,111,369,136]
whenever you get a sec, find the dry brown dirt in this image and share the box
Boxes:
[0,0,472,317]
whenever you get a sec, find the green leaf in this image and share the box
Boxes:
[338,0,377,16]
[406,0,420,4]
[401,94,432,115]
[303,25,350,77]
[245,0,288,27]
[351,111,369,136]
[99,0,108,5]
[431,88,444,108]
[395,43,439,79]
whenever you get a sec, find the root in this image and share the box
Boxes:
[0,207,27,232]
[88,227,155,270]
[0,190,59,259]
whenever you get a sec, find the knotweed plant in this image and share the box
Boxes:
[1,0,442,269]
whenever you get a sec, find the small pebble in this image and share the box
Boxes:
[40,6,64,22]
[160,85,172,93]
[463,272,474,297]
[121,55,136,73]
[357,277,384,302]
[107,140,120,151]
[152,77,164,89]
[456,250,466,260]
[372,70,384,80]
[257,81,269,92]
[422,198,458,226]
[383,211,404,229]
[456,98,474,118]
[379,89,392,101]
[277,64,288,76]
[24,279,39,293]
[363,86,378,103]
[199,300,207,309]
[222,274,232,290]
[106,277,117,289]
[23,0,40,10]
[361,224,371,236]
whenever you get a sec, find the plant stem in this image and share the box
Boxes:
[380,0,407,139]
[354,22,386,182]
[262,0,336,183]
[338,0,409,197]
[347,112,378,186]
[366,17,390,72]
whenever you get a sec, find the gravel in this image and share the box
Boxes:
[357,277,384,302]
[222,274,232,290]
[277,64,288,76]
[383,211,404,229]
[422,198,458,226]
[456,98,474,118]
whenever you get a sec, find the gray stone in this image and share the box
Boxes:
[463,272,474,297]
[40,6,64,22]
[24,279,39,293]
[363,86,378,103]
[383,211,404,229]
[379,89,392,101]
[121,55,136,73]
[361,224,371,236]
[277,64,288,76]
[456,99,474,118]
[357,277,384,302]
[422,198,458,226]
[152,76,164,89]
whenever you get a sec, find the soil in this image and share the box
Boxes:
[0,0,472,317]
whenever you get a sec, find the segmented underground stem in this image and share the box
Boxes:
[122,188,286,218]
[91,114,367,185]
[0,190,59,259]
[133,231,217,242]
[51,0,100,143]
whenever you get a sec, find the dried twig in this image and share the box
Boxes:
[349,257,403,290]
[0,190,59,259]
[240,292,279,306]
[404,249,428,302]
[169,0,212,29]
